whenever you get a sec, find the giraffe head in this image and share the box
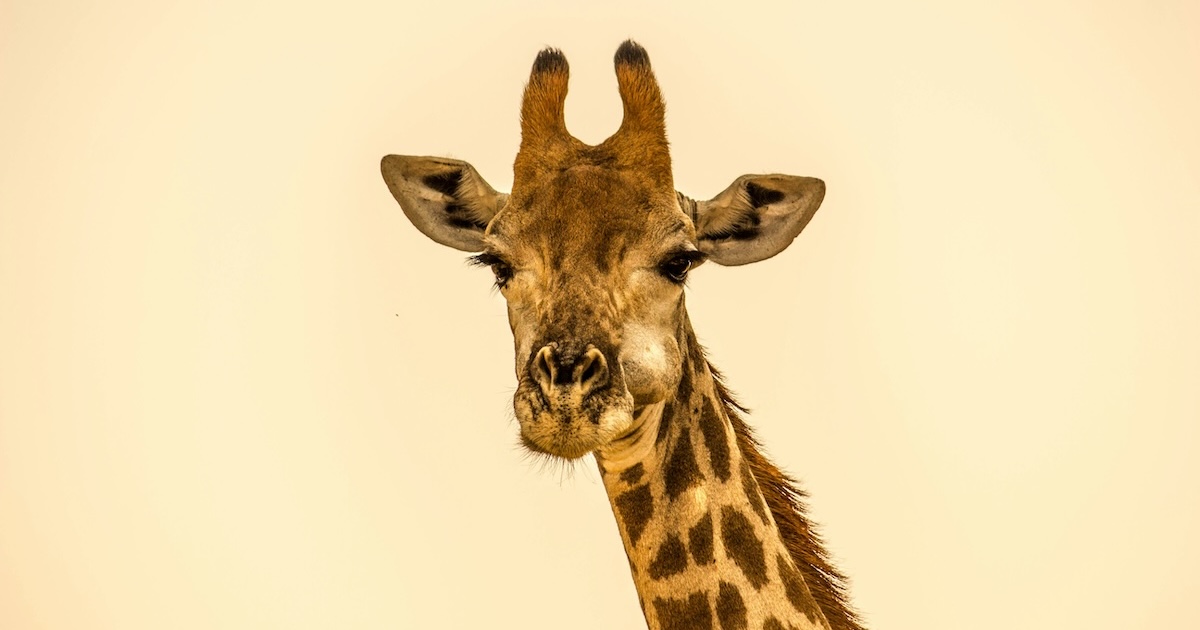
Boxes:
[382,41,825,460]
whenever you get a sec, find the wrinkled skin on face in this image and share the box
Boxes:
[482,165,700,459]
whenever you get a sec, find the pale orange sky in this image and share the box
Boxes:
[2,1,1198,629]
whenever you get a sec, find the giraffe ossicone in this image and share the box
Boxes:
[382,40,862,630]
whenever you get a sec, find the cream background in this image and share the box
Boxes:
[2,1,1197,628]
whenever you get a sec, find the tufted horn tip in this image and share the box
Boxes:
[614,39,650,68]
[532,47,569,75]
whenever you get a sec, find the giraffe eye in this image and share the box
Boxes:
[659,256,693,283]
[658,250,707,283]
[469,252,514,288]
[490,262,514,288]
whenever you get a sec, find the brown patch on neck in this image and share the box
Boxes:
[708,363,865,630]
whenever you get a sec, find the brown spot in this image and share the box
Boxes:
[677,359,694,400]
[686,331,706,365]
[698,397,732,481]
[715,581,747,630]
[740,458,769,524]
[688,514,714,565]
[652,592,713,630]
[619,462,645,485]
[720,507,768,589]
[659,366,693,446]
[648,534,689,580]
[657,400,676,445]
[777,552,822,624]
[615,484,654,546]
[664,427,704,500]
[761,618,802,630]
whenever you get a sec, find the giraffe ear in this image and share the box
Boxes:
[692,174,825,266]
[381,155,509,252]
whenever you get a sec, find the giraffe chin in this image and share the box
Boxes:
[514,389,636,460]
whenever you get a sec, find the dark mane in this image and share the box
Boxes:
[709,363,865,630]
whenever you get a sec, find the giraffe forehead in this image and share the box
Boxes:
[491,166,688,268]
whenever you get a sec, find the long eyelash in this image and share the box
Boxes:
[674,250,708,264]
[468,252,502,267]
[662,250,708,267]
[468,252,512,291]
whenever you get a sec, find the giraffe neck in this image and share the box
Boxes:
[595,323,829,630]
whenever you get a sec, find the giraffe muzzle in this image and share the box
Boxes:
[513,342,636,459]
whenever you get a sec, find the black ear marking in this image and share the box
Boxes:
[745,181,785,207]
[422,171,489,230]
[614,39,650,67]
[422,170,462,197]
[692,174,824,265]
[532,47,568,74]
[706,212,761,242]
[700,181,783,243]
[443,200,488,230]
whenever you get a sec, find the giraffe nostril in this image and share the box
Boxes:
[580,358,599,384]
[576,347,609,396]
[531,346,556,390]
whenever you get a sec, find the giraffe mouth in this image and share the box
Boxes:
[512,378,636,460]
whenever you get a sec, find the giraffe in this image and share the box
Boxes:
[381,41,862,630]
